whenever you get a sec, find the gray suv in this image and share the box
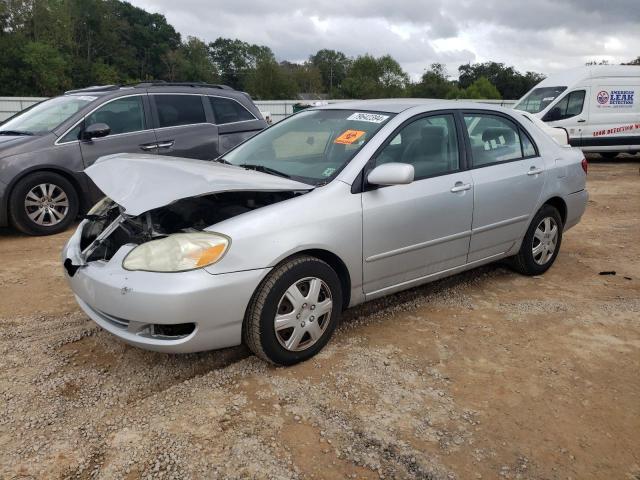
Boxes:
[0,82,267,235]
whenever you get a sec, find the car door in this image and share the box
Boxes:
[150,93,219,160]
[362,112,474,296]
[78,94,158,167]
[206,95,266,154]
[542,88,588,146]
[463,112,545,263]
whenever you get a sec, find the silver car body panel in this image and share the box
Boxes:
[84,153,314,215]
[63,99,588,353]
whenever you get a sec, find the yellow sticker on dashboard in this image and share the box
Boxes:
[334,129,365,145]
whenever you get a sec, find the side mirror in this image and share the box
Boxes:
[543,107,562,122]
[367,162,415,186]
[82,123,111,140]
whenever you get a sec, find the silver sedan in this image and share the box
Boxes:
[62,100,588,365]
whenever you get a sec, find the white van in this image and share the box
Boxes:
[514,65,640,158]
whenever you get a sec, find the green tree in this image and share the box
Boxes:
[449,77,501,99]
[280,61,323,95]
[411,63,456,98]
[309,49,351,96]
[341,54,408,99]
[245,58,298,99]
[209,37,274,90]
[23,41,69,95]
[458,62,543,99]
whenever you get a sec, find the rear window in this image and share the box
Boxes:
[209,96,255,124]
[154,95,206,128]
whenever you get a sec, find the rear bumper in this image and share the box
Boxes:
[564,189,588,231]
[62,224,270,353]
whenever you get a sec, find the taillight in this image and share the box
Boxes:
[581,158,588,175]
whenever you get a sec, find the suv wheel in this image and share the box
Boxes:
[244,255,342,365]
[510,204,563,276]
[9,172,79,235]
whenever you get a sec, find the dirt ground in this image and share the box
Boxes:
[0,155,638,480]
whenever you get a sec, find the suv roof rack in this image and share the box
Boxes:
[64,82,235,95]
[134,81,234,90]
[65,84,121,94]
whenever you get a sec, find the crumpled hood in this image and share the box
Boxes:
[85,153,314,216]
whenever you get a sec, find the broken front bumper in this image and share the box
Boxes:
[62,222,270,353]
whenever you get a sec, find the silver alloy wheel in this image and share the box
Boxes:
[24,183,69,226]
[532,217,559,265]
[274,277,333,352]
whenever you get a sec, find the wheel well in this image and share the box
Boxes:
[7,168,85,213]
[543,197,567,226]
[295,249,351,310]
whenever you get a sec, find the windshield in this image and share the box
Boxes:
[514,86,567,114]
[0,95,97,134]
[223,109,394,185]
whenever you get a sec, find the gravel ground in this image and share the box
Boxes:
[1,155,639,480]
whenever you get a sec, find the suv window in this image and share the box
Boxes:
[209,96,255,124]
[464,114,535,167]
[154,95,206,128]
[375,114,459,180]
[547,90,585,120]
[85,96,145,135]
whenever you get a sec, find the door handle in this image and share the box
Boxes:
[527,167,544,176]
[157,140,175,149]
[139,143,157,151]
[450,182,472,193]
[577,119,586,123]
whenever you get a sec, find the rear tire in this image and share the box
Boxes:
[9,172,79,235]
[510,205,563,276]
[243,255,342,366]
[600,152,619,159]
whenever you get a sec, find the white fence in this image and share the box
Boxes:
[0,97,48,121]
[0,97,518,124]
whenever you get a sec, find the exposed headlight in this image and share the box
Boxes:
[122,232,230,272]
[87,196,114,216]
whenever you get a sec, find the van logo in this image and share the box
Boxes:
[597,91,609,105]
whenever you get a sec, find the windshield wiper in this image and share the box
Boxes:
[238,164,291,179]
[0,130,34,136]
[214,157,232,165]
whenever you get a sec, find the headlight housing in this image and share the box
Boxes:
[122,232,230,272]
[87,196,114,216]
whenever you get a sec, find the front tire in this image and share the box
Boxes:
[9,172,79,235]
[244,255,343,365]
[510,205,563,276]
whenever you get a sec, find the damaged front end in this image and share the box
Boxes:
[65,190,302,276]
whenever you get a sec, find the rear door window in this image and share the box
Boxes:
[208,96,255,124]
[153,95,206,128]
[464,113,536,166]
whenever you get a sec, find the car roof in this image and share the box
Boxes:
[314,98,510,114]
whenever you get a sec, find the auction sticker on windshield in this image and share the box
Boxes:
[347,112,389,123]
[334,129,366,144]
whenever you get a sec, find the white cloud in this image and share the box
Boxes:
[130,0,640,80]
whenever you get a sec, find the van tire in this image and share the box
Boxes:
[600,152,619,159]
[9,172,79,236]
